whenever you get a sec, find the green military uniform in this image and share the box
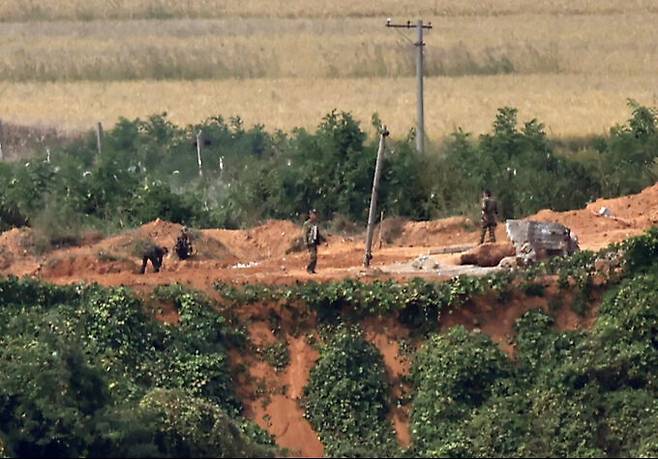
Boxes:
[174,231,193,260]
[480,195,499,244]
[140,245,168,274]
[302,218,324,274]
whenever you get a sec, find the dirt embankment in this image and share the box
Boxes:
[0,228,40,275]
[216,277,603,457]
[531,183,658,250]
[4,182,658,286]
[1,186,641,456]
[229,302,324,458]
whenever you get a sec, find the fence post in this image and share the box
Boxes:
[0,119,4,161]
[96,122,103,155]
[196,130,203,178]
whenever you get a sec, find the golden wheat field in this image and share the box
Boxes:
[1,0,657,138]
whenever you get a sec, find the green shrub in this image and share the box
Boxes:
[3,102,657,234]
[0,278,275,457]
[622,226,658,273]
[303,325,397,456]
[410,327,511,456]
[139,389,276,458]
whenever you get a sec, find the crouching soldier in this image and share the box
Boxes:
[302,209,326,274]
[174,227,194,260]
[140,245,168,274]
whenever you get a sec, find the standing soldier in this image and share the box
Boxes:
[302,209,325,274]
[479,190,499,244]
[140,245,169,274]
[174,227,194,260]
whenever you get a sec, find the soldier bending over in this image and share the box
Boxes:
[140,245,169,274]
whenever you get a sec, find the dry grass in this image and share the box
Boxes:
[2,75,657,139]
[2,0,657,21]
[1,13,657,81]
[1,0,657,139]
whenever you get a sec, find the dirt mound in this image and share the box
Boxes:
[460,243,516,267]
[0,228,36,257]
[394,216,477,247]
[208,220,302,261]
[30,220,239,279]
[529,183,658,250]
[39,253,138,277]
[103,219,185,254]
[0,228,41,274]
[101,219,237,264]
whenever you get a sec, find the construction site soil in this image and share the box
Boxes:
[2,184,657,457]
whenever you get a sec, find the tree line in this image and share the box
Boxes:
[0,100,656,243]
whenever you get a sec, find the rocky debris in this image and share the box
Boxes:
[594,249,625,278]
[498,256,519,269]
[460,243,516,267]
[506,219,579,264]
[591,207,633,227]
[411,255,440,270]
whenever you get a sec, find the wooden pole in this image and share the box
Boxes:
[0,120,4,161]
[378,210,384,249]
[96,122,103,155]
[196,130,203,178]
[364,127,389,267]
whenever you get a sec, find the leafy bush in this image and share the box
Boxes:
[410,327,511,456]
[0,277,275,457]
[622,226,658,273]
[303,325,397,457]
[139,389,275,458]
[2,102,658,236]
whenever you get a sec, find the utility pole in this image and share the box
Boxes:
[386,18,432,154]
[363,126,389,268]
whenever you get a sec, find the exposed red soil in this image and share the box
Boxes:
[230,303,323,458]
[4,183,657,288]
[362,317,413,447]
[0,228,40,275]
[2,184,658,456]
[441,279,601,356]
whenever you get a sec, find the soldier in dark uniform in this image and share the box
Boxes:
[140,245,168,274]
[302,209,325,274]
[174,227,194,260]
[479,190,499,245]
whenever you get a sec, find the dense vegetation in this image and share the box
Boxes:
[0,280,276,458]
[1,101,657,246]
[1,229,658,456]
[303,326,398,457]
[409,264,658,457]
